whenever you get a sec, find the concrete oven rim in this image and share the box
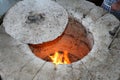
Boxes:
[19,0,118,68]
[1,0,120,80]
[68,15,111,67]
[25,13,110,68]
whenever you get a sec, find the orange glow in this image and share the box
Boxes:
[49,51,71,65]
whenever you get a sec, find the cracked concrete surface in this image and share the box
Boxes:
[0,0,120,80]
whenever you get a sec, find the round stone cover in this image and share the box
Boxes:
[3,0,68,44]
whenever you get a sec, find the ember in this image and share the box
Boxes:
[49,51,71,65]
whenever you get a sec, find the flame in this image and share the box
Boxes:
[49,51,71,65]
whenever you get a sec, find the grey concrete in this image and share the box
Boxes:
[0,0,120,80]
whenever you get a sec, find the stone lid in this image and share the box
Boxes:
[3,0,68,44]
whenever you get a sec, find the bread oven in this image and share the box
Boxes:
[2,0,119,80]
[3,0,93,65]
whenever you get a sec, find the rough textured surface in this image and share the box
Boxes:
[3,0,68,44]
[0,0,120,80]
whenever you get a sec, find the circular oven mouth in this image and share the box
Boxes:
[29,17,94,65]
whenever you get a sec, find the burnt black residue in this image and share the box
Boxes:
[25,12,45,24]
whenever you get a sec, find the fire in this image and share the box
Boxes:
[49,51,71,65]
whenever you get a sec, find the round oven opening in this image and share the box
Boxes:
[29,17,94,65]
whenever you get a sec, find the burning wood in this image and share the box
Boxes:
[49,51,71,65]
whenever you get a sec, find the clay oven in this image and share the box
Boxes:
[3,0,94,65]
[1,0,119,80]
